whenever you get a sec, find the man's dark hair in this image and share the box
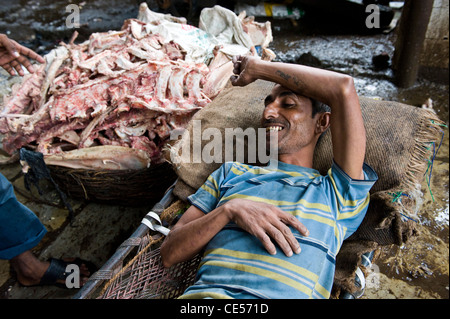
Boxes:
[311,98,331,117]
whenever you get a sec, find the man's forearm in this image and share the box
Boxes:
[251,60,354,107]
[160,204,231,268]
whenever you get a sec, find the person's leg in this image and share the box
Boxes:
[1,173,95,287]
[1,173,47,260]
[10,251,92,286]
[10,250,49,286]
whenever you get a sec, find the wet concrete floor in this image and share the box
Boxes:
[0,1,448,299]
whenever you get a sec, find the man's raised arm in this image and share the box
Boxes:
[231,56,366,180]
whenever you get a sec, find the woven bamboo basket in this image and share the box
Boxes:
[48,162,177,206]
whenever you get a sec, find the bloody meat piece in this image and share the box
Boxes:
[1,12,271,166]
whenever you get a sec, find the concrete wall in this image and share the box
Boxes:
[420,0,449,82]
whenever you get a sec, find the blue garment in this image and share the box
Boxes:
[0,173,47,260]
[179,160,378,299]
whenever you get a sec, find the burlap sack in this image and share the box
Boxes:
[168,80,275,198]
[167,79,445,296]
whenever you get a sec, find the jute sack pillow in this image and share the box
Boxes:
[167,79,445,295]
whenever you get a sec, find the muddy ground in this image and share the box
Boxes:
[0,1,448,299]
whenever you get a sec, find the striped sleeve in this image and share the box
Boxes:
[323,161,378,239]
[187,163,232,214]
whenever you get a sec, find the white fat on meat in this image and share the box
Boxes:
[168,67,189,100]
[154,65,172,104]
[57,130,81,145]
[186,70,204,101]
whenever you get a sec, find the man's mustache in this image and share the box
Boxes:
[262,118,289,128]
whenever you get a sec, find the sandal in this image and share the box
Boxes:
[39,258,97,288]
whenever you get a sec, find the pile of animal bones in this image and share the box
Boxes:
[0,4,274,170]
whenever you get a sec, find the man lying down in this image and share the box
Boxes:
[160,56,378,299]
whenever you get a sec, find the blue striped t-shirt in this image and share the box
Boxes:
[179,159,378,299]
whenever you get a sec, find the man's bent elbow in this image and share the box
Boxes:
[160,243,174,268]
[161,258,173,269]
[338,75,357,99]
[326,74,357,106]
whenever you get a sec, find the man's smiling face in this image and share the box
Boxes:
[262,84,320,156]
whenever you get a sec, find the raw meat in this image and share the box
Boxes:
[0,4,274,169]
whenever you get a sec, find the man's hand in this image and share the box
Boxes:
[224,198,309,257]
[0,34,45,76]
[230,55,261,87]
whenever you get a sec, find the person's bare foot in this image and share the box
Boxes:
[10,250,93,287]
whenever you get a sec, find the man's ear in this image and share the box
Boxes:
[315,112,331,135]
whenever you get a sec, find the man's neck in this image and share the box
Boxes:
[277,146,315,168]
